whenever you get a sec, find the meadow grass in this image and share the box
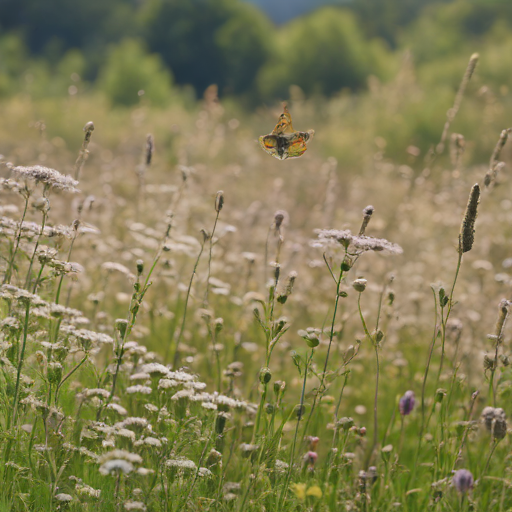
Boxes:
[0,55,512,511]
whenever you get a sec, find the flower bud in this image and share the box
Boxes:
[215,412,229,434]
[115,318,128,339]
[435,388,447,403]
[352,278,367,293]
[274,380,285,396]
[259,367,272,384]
[214,318,224,335]
[215,191,224,213]
[206,449,222,467]
[32,197,50,213]
[341,258,352,272]
[47,362,63,385]
[295,404,306,420]
[337,417,354,431]
[83,121,95,142]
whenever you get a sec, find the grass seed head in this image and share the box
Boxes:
[459,183,480,254]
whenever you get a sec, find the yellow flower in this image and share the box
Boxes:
[306,485,323,498]
[291,483,307,500]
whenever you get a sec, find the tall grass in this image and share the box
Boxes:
[0,54,511,511]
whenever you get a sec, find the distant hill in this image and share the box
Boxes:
[243,0,351,24]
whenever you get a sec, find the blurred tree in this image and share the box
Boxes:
[142,0,273,96]
[97,39,173,106]
[257,7,390,98]
[351,0,452,47]
[401,0,512,63]
[0,33,28,96]
[0,0,139,75]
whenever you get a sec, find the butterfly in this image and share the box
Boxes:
[259,105,314,160]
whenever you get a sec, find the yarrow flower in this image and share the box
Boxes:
[99,459,134,475]
[311,229,403,255]
[9,164,79,193]
[166,458,197,471]
[124,501,147,511]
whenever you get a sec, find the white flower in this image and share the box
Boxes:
[54,493,73,502]
[126,385,152,395]
[166,458,197,471]
[124,501,147,511]
[99,459,134,475]
[9,165,79,193]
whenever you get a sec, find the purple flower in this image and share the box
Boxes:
[399,390,416,416]
[453,469,474,494]
[303,451,318,470]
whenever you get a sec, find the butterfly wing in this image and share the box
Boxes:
[286,130,315,159]
[259,134,280,158]
[259,107,313,159]
[272,105,295,135]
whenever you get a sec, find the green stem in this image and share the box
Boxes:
[357,293,378,467]
[301,259,344,437]
[24,189,49,289]
[10,301,31,428]
[278,349,313,509]
[4,192,30,285]
[55,354,89,404]
[173,240,205,367]
[203,211,220,308]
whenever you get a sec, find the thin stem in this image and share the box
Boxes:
[436,252,463,388]
[452,391,479,471]
[173,240,206,367]
[55,229,79,305]
[278,349,313,509]
[4,191,30,285]
[357,293,378,467]
[55,354,89,404]
[301,258,345,437]
[489,338,501,407]
[482,439,499,477]
[203,211,220,308]
[24,203,48,290]
[415,288,439,471]
[10,301,30,428]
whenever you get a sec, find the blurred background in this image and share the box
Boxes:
[0,0,510,107]
[1,3,512,493]
[0,0,510,167]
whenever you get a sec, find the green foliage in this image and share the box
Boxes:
[0,33,27,96]
[142,0,273,97]
[351,0,453,46]
[257,8,391,99]
[0,0,138,70]
[97,39,173,107]
[214,3,274,96]
[401,0,512,64]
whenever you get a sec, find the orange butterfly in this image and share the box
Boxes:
[259,106,314,160]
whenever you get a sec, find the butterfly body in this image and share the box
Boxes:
[259,106,314,160]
